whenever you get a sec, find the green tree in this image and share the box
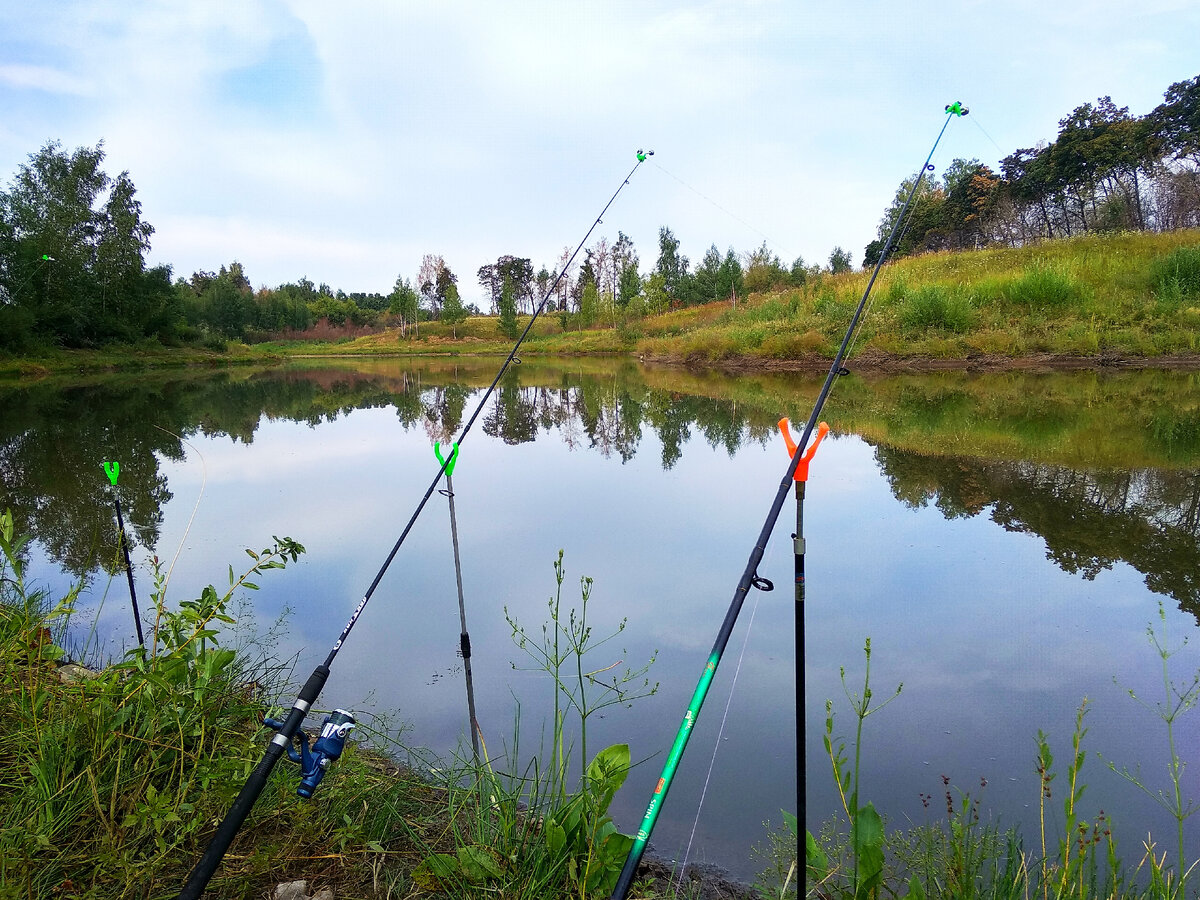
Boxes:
[828,246,853,274]
[579,279,599,328]
[0,140,160,346]
[743,241,788,292]
[653,226,689,301]
[440,279,467,337]
[613,232,640,309]
[388,275,420,335]
[693,244,722,301]
[1152,76,1200,165]
[497,278,519,339]
[718,248,744,300]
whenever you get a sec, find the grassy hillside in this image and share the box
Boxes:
[3,229,1198,377]
[283,227,1200,367]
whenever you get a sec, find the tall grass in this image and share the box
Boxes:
[796,630,1200,900]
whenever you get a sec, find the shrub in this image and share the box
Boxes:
[899,285,976,333]
[1001,267,1083,311]
[1150,245,1200,304]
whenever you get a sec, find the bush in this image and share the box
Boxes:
[1002,267,1083,311]
[899,285,976,333]
[1150,245,1200,304]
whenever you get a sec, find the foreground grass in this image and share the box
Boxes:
[0,513,733,899]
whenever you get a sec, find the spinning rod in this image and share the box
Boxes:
[609,102,968,900]
[178,150,652,898]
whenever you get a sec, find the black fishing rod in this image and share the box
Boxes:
[609,103,967,900]
[103,461,145,647]
[177,151,650,899]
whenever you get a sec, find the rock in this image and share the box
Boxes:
[57,663,99,683]
[273,881,331,900]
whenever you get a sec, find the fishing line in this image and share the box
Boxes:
[651,160,792,261]
[151,424,208,610]
[610,103,968,900]
[178,151,651,899]
[970,114,1005,156]
[672,538,772,891]
[842,162,937,365]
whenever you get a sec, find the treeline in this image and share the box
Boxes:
[865,75,1200,264]
[471,230,856,338]
[0,139,859,349]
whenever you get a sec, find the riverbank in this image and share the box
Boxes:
[2,229,1198,381]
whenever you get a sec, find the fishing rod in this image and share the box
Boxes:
[435,441,481,764]
[609,103,968,899]
[177,150,651,899]
[102,461,145,647]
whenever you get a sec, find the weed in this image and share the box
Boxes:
[899,285,977,333]
[1150,246,1200,305]
[1001,267,1084,312]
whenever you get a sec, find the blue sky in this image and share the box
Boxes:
[1,0,1197,308]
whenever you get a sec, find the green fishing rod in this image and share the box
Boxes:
[610,104,968,899]
[178,150,652,899]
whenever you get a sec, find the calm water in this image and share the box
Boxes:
[2,359,1199,881]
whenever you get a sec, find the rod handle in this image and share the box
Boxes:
[177,665,329,898]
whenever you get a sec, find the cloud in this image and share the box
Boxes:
[0,64,94,96]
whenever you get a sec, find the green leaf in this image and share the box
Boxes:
[411,853,460,890]
[806,830,828,881]
[545,821,567,857]
[852,803,885,900]
[587,743,630,794]
[457,845,503,882]
[900,874,926,900]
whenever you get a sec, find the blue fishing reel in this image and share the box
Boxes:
[264,709,357,798]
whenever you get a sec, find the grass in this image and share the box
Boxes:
[4,229,1198,378]
[782,626,1200,900]
[0,513,721,898]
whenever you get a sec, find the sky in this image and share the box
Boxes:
[1,0,1197,309]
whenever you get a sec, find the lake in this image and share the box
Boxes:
[2,357,1198,882]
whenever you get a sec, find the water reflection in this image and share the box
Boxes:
[2,363,1196,610]
[875,450,1200,618]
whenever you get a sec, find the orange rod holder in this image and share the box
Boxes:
[778,419,829,482]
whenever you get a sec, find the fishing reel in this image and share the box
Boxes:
[263,709,356,798]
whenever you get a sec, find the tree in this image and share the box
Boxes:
[440,279,466,337]
[417,253,446,318]
[497,278,519,339]
[718,248,744,301]
[1152,76,1200,165]
[613,231,640,309]
[693,244,720,302]
[743,242,788,293]
[654,226,689,301]
[434,264,458,321]
[388,275,419,335]
[0,140,160,345]
[828,246,853,274]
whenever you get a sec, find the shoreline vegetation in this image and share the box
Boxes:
[6,507,1200,899]
[2,229,1200,381]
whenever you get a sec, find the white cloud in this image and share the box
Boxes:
[0,64,94,96]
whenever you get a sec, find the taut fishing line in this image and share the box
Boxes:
[672,537,774,890]
[651,160,792,261]
[177,151,651,899]
[609,103,968,900]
